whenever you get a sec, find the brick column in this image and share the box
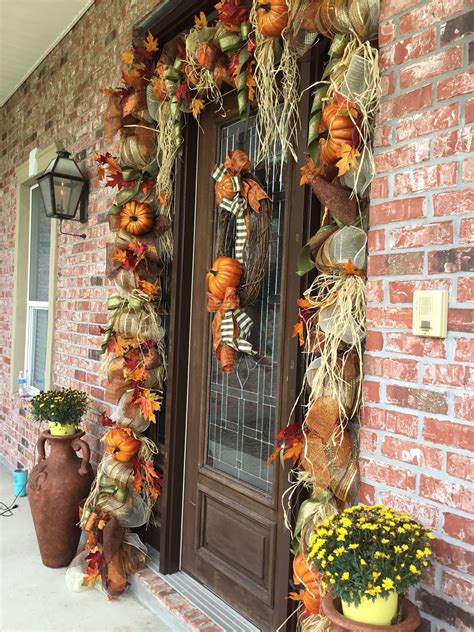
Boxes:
[362,1,473,629]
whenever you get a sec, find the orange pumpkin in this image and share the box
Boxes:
[319,103,359,166]
[104,428,141,463]
[207,256,243,299]
[256,0,289,37]
[119,201,154,236]
[215,174,237,205]
[293,553,321,615]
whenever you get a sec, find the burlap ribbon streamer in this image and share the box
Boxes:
[207,288,256,357]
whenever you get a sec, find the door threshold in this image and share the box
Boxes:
[131,548,260,632]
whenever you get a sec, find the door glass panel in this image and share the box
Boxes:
[207,117,285,493]
[30,308,48,390]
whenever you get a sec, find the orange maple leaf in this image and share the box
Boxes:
[297,297,314,309]
[82,568,101,587]
[136,389,161,422]
[288,589,305,603]
[335,143,360,176]
[97,166,105,181]
[292,321,305,347]
[191,98,205,119]
[138,279,160,298]
[336,258,364,276]
[281,438,305,465]
[111,249,128,265]
[247,72,256,103]
[266,445,282,465]
[144,31,159,53]
[121,50,135,65]
[300,158,318,186]
[101,87,117,96]
[194,11,208,27]
[122,67,141,86]
[157,191,169,206]
[108,334,132,355]
[123,365,148,384]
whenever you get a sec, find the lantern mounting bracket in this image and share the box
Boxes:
[59,221,87,239]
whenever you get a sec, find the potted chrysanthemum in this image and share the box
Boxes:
[29,388,89,435]
[308,504,432,628]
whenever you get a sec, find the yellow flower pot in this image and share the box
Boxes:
[342,592,398,626]
[49,422,78,436]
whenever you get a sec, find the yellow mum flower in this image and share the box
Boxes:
[382,578,394,590]
[341,572,350,581]
[360,559,367,566]
[372,571,381,580]
[348,543,359,550]
[409,564,419,574]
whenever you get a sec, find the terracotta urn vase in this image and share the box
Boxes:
[321,593,421,632]
[28,430,94,568]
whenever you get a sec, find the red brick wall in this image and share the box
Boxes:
[0,0,161,469]
[362,1,473,629]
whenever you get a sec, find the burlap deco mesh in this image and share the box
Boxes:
[315,225,367,273]
[111,391,150,434]
[310,0,379,41]
[120,129,156,169]
[305,352,360,418]
[102,457,134,490]
[112,307,157,340]
[96,490,151,528]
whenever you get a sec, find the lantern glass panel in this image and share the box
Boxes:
[38,176,54,217]
[54,154,83,178]
[53,176,83,218]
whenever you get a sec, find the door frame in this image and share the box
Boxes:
[140,3,327,624]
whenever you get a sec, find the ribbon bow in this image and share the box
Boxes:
[208,288,256,358]
[212,163,248,262]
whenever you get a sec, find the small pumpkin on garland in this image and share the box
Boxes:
[292,553,322,615]
[319,102,360,168]
[119,201,154,236]
[207,256,243,299]
[256,0,289,37]
[104,428,142,463]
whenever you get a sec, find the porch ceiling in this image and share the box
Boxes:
[0,0,94,106]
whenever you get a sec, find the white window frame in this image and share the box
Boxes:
[24,185,50,392]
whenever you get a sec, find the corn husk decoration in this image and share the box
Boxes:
[251,0,317,164]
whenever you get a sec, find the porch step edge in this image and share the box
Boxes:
[130,560,260,632]
[129,567,224,632]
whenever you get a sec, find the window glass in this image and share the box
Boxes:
[29,187,51,302]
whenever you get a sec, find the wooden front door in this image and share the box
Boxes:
[181,93,309,631]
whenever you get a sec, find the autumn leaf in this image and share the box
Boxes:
[158,191,169,206]
[134,388,161,422]
[266,445,282,465]
[123,365,148,384]
[127,241,146,259]
[144,460,162,501]
[281,438,304,465]
[191,97,206,119]
[138,279,160,298]
[335,143,360,176]
[297,297,314,309]
[107,333,132,356]
[247,72,256,103]
[194,11,208,27]
[288,589,305,603]
[144,31,159,53]
[300,157,318,186]
[97,166,105,181]
[100,412,115,427]
[111,249,128,265]
[101,86,118,96]
[121,50,135,66]
[292,321,305,347]
[122,67,142,86]
[336,258,364,276]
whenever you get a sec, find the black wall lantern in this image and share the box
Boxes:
[37,149,88,238]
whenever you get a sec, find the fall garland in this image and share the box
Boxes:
[265,0,380,629]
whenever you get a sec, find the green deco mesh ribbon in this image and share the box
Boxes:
[217,22,251,119]
[164,58,186,155]
[307,34,347,163]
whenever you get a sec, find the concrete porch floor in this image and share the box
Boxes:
[0,465,181,632]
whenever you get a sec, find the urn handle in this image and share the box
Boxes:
[36,433,48,461]
[71,438,91,477]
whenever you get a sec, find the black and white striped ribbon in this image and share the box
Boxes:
[220,308,256,355]
[212,163,248,262]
